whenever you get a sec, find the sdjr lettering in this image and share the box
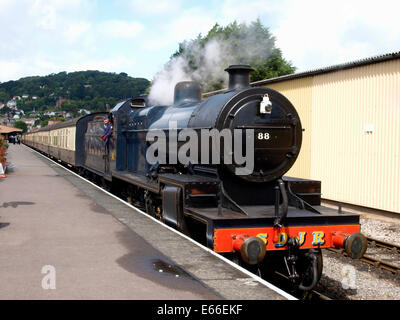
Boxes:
[255,231,324,248]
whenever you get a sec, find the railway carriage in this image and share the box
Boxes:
[23,65,368,291]
[23,113,107,168]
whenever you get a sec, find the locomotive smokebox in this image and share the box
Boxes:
[174,81,202,105]
[225,65,254,90]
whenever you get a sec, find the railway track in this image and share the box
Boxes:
[327,236,400,275]
[367,236,400,252]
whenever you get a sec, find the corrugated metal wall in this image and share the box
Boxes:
[267,78,313,179]
[311,59,400,213]
[264,58,400,213]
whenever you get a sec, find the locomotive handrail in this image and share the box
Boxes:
[235,125,292,129]
[121,126,213,133]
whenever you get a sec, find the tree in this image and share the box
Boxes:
[0,90,8,102]
[0,106,12,115]
[14,121,28,133]
[171,19,296,91]
[61,100,78,113]
[0,71,150,114]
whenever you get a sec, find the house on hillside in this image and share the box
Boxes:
[44,110,56,117]
[78,109,90,115]
[7,100,17,108]
[48,120,61,126]
[22,118,39,129]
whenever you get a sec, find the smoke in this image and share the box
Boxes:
[148,23,276,105]
[148,39,227,106]
[147,55,193,106]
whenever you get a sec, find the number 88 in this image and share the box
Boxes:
[257,132,270,140]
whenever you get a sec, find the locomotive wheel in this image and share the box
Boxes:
[100,177,111,191]
[144,190,163,221]
[144,192,156,218]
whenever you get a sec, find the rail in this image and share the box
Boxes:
[327,236,400,275]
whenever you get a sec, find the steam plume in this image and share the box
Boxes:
[148,22,277,105]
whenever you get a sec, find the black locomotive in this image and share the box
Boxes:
[24,65,367,291]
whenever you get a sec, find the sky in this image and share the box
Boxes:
[0,0,399,83]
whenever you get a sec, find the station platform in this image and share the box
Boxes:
[0,144,293,300]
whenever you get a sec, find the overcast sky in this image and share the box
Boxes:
[0,0,399,83]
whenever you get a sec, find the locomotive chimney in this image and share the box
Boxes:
[174,81,202,105]
[225,65,254,91]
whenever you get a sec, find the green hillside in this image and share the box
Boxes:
[0,70,150,114]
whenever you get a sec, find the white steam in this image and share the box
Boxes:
[148,27,277,105]
[147,56,192,106]
[148,39,227,106]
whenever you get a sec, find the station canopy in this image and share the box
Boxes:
[0,125,23,137]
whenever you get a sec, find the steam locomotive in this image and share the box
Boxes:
[23,65,367,291]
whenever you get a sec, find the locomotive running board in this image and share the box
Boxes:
[112,170,159,193]
[184,205,360,227]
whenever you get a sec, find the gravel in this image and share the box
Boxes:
[360,216,400,246]
[315,213,400,300]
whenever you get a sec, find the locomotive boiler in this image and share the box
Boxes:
[23,65,368,291]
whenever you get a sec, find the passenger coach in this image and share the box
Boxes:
[23,113,107,169]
